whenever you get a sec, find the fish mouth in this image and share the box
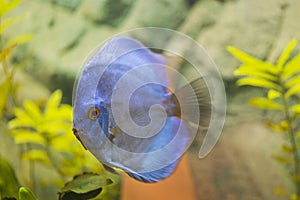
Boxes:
[72,127,87,150]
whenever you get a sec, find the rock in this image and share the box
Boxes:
[56,25,117,103]
[59,25,116,76]
[7,0,88,66]
[267,0,300,63]
[4,0,300,101]
[28,6,88,103]
[77,0,134,26]
[13,71,50,105]
[197,0,283,79]
[178,0,223,39]
[6,0,300,85]
[40,0,82,11]
[189,121,293,200]
[76,0,106,22]
[5,0,89,102]
[30,5,88,63]
[55,0,83,11]
[122,0,188,29]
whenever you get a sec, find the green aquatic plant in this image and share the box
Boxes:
[0,156,19,199]
[8,90,96,181]
[8,90,120,199]
[0,156,37,200]
[1,1,39,199]
[228,39,300,200]
[1,1,120,199]
[0,0,33,119]
[17,187,37,200]
[58,172,115,200]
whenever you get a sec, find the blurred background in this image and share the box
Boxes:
[1,0,300,199]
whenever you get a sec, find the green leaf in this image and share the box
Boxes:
[19,187,36,200]
[0,16,20,35]
[228,46,281,75]
[291,104,300,114]
[60,172,113,193]
[22,150,50,164]
[281,144,294,153]
[11,130,46,146]
[268,89,281,100]
[0,0,22,18]
[227,46,263,64]
[58,172,113,200]
[23,100,42,122]
[290,194,299,200]
[9,107,36,129]
[284,73,300,89]
[273,155,291,163]
[274,187,288,197]
[237,77,280,90]
[285,84,300,98]
[44,89,62,115]
[276,39,297,68]
[0,76,11,118]
[282,53,300,80]
[50,135,78,152]
[249,97,283,110]
[291,174,300,182]
[0,44,16,62]
[0,156,20,198]
[265,121,288,133]
[7,34,34,46]
[234,64,277,81]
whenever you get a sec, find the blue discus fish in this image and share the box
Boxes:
[72,36,211,182]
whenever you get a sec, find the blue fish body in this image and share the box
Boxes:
[72,36,210,182]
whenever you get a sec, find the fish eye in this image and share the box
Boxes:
[88,107,100,120]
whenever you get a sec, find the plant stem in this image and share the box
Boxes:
[24,143,36,192]
[45,141,66,181]
[281,91,300,199]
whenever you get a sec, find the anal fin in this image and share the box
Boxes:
[103,163,119,175]
[125,160,179,183]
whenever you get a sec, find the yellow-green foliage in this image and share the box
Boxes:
[0,0,33,119]
[228,39,300,200]
[0,156,20,199]
[58,172,119,200]
[8,90,120,199]
[0,154,38,200]
[18,187,37,200]
[1,1,120,199]
[9,90,103,182]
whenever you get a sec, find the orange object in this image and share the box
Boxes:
[121,154,196,200]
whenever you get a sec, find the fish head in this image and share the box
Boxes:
[72,93,109,154]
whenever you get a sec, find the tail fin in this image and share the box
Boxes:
[173,77,211,130]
